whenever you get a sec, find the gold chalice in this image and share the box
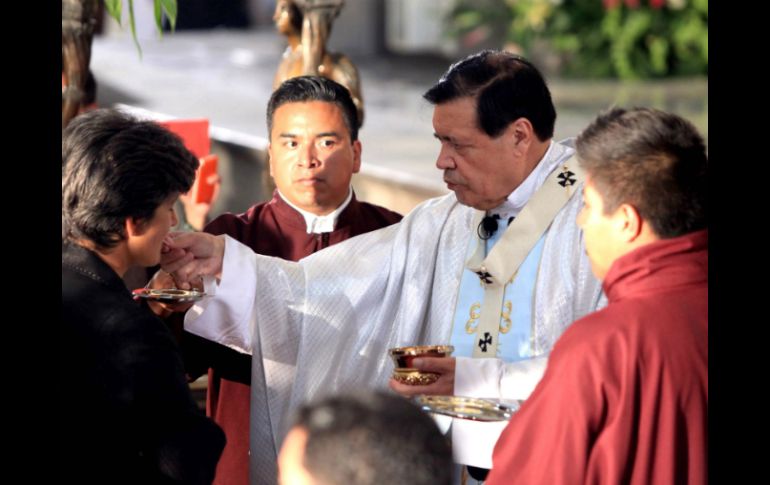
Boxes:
[388,345,454,386]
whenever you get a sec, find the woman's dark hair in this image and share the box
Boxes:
[62,109,198,248]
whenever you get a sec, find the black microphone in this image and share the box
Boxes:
[477,214,500,240]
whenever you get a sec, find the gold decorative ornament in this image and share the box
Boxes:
[465,303,481,333]
[392,369,440,386]
[500,301,512,334]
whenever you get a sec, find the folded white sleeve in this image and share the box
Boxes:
[454,355,548,401]
[450,355,548,468]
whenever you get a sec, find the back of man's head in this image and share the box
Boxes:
[283,392,452,485]
[423,49,556,141]
[62,108,198,249]
[267,76,359,141]
[576,107,707,238]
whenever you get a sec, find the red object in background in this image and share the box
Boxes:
[192,154,219,205]
[159,118,210,158]
[159,119,217,204]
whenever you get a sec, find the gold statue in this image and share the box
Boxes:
[273,0,364,127]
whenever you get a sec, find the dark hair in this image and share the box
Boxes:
[267,76,359,141]
[62,109,199,249]
[576,107,708,238]
[293,392,452,485]
[423,49,556,140]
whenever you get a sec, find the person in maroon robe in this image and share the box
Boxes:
[155,76,401,485]
[486,107,708,485]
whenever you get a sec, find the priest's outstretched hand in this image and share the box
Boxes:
[389,357,456,397]
[161,231,226,289]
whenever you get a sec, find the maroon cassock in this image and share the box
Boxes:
[182,190,402,485]
[486,230,708,485]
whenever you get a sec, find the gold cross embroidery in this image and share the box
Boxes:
[465,301,514,334]
[465,303,481,334]
[500,301,512,334]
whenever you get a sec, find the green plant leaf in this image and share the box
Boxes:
[161,0,178,32]
[648,36,669,75]
[101,0,177,58]
[612,10,652,79]
[446,0,706,78]
[154,0,163,37]
[453,11,484,31]
[127,0,142,58]
[104,0,122,24]
[693,0,709,15]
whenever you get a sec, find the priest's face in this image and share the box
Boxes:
[577,178,622,280]
[277,426,316,485]
[269,101,362,215]
[432,96,530,211]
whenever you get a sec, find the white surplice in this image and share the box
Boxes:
[185,139,605,482]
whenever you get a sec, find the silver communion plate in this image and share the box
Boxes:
[132,288,206,303]
[414,395,521,422]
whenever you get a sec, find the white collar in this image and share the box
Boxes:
[278,187,353,234]
[490,140,573,220]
